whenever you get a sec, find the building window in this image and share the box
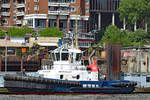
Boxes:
[48,0,55,2]
[85,0,89,4]
[13,16,16,21]
[27,19,33,27]
[70,7,76,12]
[13,8,16,13]
[48,6,56,11]
[35,19,46,28]
[78,42,89,47]
[13,0,16,3]
[34,5,39,11]
[2,19,8,24]
[34,0,39,2]
[70,0,75,3]
[85,8,89,13]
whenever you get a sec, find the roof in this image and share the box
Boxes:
[0,37,60,48]
[38,43,58,47]
[0,40,28,47]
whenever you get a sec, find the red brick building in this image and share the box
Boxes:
[0,0,89,32]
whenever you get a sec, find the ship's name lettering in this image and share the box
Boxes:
[59,71,71,73]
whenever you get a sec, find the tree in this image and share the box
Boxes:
[7,26,33,37]
[99,25,150,47]
[142,0,150,28]
[100,25,121,45]
[0,29,6,37]
[118,0,147,29]
[129,29,150,46]
[119,30,133,47]
[94,29,105,43]
[38,27,63,38]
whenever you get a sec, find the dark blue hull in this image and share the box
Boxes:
[3,75,136,94]
[6,87,135,94]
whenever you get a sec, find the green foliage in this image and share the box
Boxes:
[88,47,93,52]
[0,29,6,37]
[0,49,5,56]
[118,0,148,26]
[16,49,22,57]
[99,25,150,47]
[95,29,105,43]
[100,25,121,44]
[28,48,33,55]
[38,27,63,38]
[119,30,132,47]
[7,26,33,37]
[129,29,150,46]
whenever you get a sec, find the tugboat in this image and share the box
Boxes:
[3,44,137,94]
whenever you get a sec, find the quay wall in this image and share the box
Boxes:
[121,48,150,73]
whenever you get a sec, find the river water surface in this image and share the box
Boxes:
[0,94,150,100]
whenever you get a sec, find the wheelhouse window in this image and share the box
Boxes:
[146,77,150,82]
[62,53,69,61]
[56,53,60,61]
[52,53,56,61]
[76,53,82,61]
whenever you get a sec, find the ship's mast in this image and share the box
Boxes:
[75,7,79,49]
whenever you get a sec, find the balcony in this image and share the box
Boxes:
[48,2,70,7]
[78,35,94,40]
[1,3,10,8]
[48,11,59,15]
[78,41,91,48]
[48,10,69,15]
[16,12,24,16]
[1,12,10,16]
[60,11,69,15]
[16,20,22,24]
[16,4,25,8]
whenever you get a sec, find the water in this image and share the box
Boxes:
[0,94,150,100]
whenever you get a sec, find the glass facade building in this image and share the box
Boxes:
[89,0,121,30]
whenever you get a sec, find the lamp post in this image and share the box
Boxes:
[5,33,8,72]
[5,43,7,72]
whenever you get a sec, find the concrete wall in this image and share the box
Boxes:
[121,48,150,73]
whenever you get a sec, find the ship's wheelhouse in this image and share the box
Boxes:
[51,46,82,64]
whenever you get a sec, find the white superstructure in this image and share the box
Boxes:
[37,44,98,81]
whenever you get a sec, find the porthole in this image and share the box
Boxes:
[60,75,63,79]
[77,75,80,79]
